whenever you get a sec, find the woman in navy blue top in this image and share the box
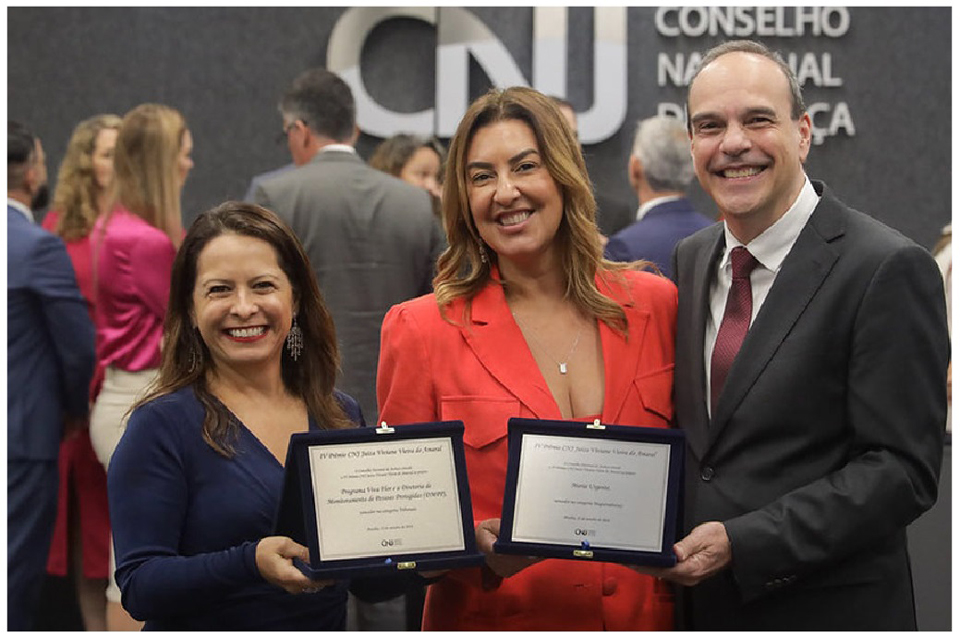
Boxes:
[108,202,362,630]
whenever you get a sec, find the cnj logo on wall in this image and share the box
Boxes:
[328,7,857,147]
[327,7,627,145]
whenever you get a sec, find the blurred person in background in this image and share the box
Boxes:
[89,103,193,631]
[932,225,951,433]
[366,136,445,626]
[604,115,713,279]
[369,133,445,218]
[253,67,444,631]
[40,113,122,631]
[8,120,96,630]
[549,95,619,248]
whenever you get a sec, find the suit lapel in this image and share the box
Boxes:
[685,229,725,458]
[458,278,561,420]
[709,191,844,441]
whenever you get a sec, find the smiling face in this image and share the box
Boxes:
[689,51,811,242]
[465,119,564,269]
[191,233,296,375]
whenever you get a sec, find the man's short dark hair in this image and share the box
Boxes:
[279,68,356,143]
[9,121,36,190]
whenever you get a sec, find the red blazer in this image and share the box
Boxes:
[378,268,677,630]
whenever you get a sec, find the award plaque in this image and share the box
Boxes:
[274,420,485,579]
[493,417,684,567]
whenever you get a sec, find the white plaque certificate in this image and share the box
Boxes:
[495,418,685,566]
[512,434,670,551]
[307,437,465,560]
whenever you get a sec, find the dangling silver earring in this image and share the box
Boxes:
[478,241,489,264]
[286,316,303,362]
[188,345,201,373]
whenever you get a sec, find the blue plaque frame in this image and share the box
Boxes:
[274,420,484,580]
[493,417,684,567]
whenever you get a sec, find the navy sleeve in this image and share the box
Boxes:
[108,399,264,621]
[32,232,95,417]
[604,235,630,263]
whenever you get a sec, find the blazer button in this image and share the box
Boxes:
[602,577,617,596]
[700,466,715,481]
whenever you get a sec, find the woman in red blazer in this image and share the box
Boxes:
[377,87,677,631]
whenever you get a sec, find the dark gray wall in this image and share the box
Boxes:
[8,7,951,247]
[8,7,951,631]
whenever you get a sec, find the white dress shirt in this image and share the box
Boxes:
[704,177,820,415]
[318,143,357,155]
[634,195,682,222]
[7,198,34,222]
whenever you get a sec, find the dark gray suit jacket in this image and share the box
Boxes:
[671,181,948,630]
[254,149,446,422]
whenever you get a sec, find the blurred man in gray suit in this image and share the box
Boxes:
[254,68,445,426]
[253,70,443,631]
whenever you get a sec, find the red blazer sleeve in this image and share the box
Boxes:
[377,301,440,426]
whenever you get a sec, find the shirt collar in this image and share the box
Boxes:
[7,198,34,222]
[720,176,819,273]
[319,144,357,155]
[635,195,683,222]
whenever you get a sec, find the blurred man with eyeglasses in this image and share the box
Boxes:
[252,73,444,631]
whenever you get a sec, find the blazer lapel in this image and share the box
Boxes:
[709,193,844,441]
[686,229,725,458]
[457,277,561,420]
[454,269,655,423]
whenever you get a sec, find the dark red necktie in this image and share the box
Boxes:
[710,246,759,414]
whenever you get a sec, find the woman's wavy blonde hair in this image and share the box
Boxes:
[435,86,648,334]
[111,103,187,245]
[50,114,122,241]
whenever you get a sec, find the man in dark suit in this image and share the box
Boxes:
[253,70,444,631]
[644,41,948,630]
[7,121,95,630]
[604,115,713,278]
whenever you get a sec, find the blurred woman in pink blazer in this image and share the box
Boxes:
[88,103,193,630]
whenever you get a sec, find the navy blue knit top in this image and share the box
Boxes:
[108,386,363,631]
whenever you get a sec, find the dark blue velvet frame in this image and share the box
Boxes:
[274,420,484,579]
[493,417,685,567]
